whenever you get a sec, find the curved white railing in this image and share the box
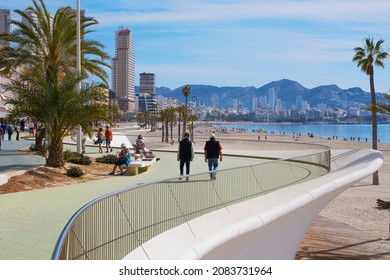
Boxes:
[52,141,331,260]
[125,149,382,260]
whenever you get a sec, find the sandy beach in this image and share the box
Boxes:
[142,122,390,259]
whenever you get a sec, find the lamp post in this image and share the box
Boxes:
[76,0,82,153]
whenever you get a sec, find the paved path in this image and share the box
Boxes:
[0,136,267,260]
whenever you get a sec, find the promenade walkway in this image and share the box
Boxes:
[0,135,268,260]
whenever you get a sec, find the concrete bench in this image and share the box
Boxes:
[125,158,156,176]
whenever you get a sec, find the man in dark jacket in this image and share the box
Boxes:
[177,132,194,181]
[204,133,222,180]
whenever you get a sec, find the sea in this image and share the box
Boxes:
[217,123,390,143]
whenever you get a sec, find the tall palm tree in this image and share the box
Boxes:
[353,37,388,185]
[5,71,111,167]
[187,114,199,142]
[181,85,191,138]
[176,105,186,142]
[0,0,111,167]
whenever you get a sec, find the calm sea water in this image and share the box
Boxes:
[218,123,390,143]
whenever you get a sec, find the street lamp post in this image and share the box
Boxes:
[76,0,82,153]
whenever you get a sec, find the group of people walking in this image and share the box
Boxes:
[177,132,222,181]
[95,125,113,154]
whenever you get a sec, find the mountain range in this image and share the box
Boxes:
[146,79,388,110]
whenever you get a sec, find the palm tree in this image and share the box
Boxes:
[187,114,199,142]
[176,105,186,142]
[181,85,191,138]
[353,37,389,185]
[5,71,111,167]
[0,0,111,167]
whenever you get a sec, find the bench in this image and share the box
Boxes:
[125,158,157,176]
[131,144,142,160]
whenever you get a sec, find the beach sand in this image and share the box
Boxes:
[142,123,390,259]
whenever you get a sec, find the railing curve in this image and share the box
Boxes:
[52,141,330,260]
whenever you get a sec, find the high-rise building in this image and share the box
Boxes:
[0,9,12,48]
[140,72,156,97]
[112,28,135,113]
[268,87,277,112]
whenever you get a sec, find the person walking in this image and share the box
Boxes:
[177,132,194,181]
[105,125,113,153]
[0,126,3,150]
[204,133,222,180]
[6,124,13,141]
[96,127,104,153]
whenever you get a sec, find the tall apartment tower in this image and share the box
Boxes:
[139,72,156,96]
[112,28,135,113]
[268,87,277,112]
[0,9,12,48]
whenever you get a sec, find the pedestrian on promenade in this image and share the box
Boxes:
[6,124,13,141]
[105,125,113,153]
[177,132,194,181]
[15,124,20,140]
[95,127,104,153]
[0,126,3,150]
[0,123,6,141]
[109,143,131,175]
[204,133,222,180]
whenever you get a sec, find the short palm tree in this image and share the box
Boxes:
[5,71,111,167]
[181,85,191,138]
[353,37,389,185]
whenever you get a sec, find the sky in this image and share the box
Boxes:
[2,0,390,93]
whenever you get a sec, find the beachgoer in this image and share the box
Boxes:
[105,125,113,153]
[177,132,194,181]
[204,133,222,180]
[109,143,131,175]
[96,127,104,153]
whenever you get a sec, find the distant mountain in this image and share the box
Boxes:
[147,79,386,110]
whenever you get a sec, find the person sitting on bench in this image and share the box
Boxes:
[136,135,155,158]
[109,143,131,175]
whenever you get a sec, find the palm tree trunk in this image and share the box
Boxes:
[46,141,64,167]
[178,115,181,142]
[161,122,165,142]
[165,120,169,143]
[370,72,379,185]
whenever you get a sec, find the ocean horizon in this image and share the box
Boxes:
[217,123,390,143]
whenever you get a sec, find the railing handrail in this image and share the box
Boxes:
[52,141,330,260]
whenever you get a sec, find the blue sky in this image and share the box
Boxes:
[2,0,390,92]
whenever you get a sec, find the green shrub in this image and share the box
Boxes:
[67,166,84,178]
[96,154,117,164]
[63,150,92,165]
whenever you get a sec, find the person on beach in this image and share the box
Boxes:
[109,143,131,175]
[204,133,222,180]
[177,132,194,181]
[105,125,113,153]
